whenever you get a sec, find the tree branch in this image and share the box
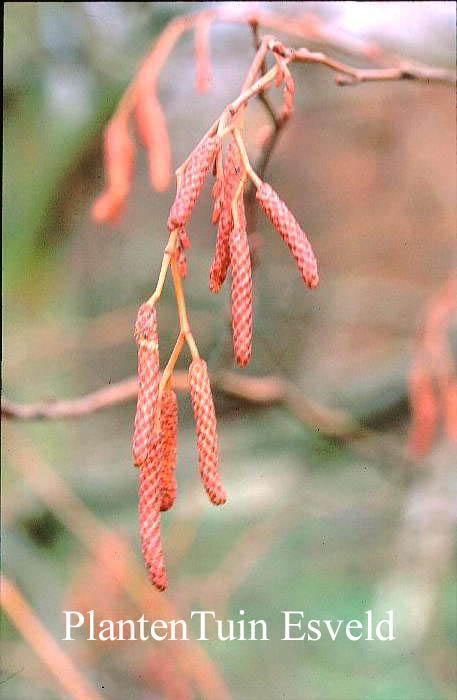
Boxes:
[2,371,361,440]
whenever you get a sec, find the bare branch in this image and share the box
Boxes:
[2,369,361,440]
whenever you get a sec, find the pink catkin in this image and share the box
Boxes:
[92,117,135,222]
[256,181,319,289]
[230,214,253,368]
[209,141,242,293]
[188,359,226,505]
[167,136,220,231]
[159,389,178,512]
[132,304,160,467]
[194,17,212,93]
[441,377,457,442]
[211,178,224,225]
[407,363,439,457]
[139,434,168,591]
[135,94,172,192]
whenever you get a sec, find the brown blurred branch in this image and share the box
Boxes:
[293,47,456,86]
[1,574,102,700]
[2,369,360,438]
[5,424,231,700]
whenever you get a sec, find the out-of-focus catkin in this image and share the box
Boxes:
[442,378,457,441]
[159,389,178,512]
[167,136,220,231]
[230,215,253,367]
[256,181,319,289]
[407,363,439,457]
[132,304,160,467]
[188,359,226,505]
[139,434,168,591]
[92,117,135,222]
[135,94,172,192]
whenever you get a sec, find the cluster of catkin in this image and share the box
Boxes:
[91,93,171,223]
[133,301,225,590]
[169,132,319,367]
[132,130,319,590]
[408,273,457,457]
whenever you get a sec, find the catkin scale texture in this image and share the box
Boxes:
[139,435,168,590]
[188,359,226,505]
[159,389,178,512]
[230,221,253,367]
[209,141,242,293]
[211,178,224,225]
[256,182,319,289]
[132,304,160,467]
[167,136,220,230]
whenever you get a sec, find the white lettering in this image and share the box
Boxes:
[62,611,84,641]
[282,611,305,640]
[191,611,215,641]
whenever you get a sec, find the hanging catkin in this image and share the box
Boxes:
[159,389,178,512]
[256,181,319,289]
[139,434,168,590]
[167,135,220,231]
[92,117,135,222]
[209,141,242,292]
[132,304,160,467]
[188,359,226,505]
[407,362,439,457]
[135,93,172,192]
[211,178,224,225]
[230,212,252,367]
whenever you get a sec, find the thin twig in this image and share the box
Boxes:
[1,574,102,700]
[1,371,360,439]
[5,425,231,700]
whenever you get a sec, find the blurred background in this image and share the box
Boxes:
[2,2,456,699]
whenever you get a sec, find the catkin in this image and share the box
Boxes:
[188,359,226,505]
[209,141,242,292]
[442,378,457,441]
[159,389,178,512]
[135,94,171,192]
[167,135,220,230]
[139,434,168,590]
[132,304,160,467]
[407,363,438,457]
[211,178,224,225]
[256,181,319,289]
[92,117,135,222]
[230,219,253,367]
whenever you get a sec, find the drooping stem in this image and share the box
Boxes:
[170,256,200,360]
[147,228,179,306]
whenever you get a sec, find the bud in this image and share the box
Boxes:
[139,434,168,590]
[132,304,160,467]
[256,182,319,289]
[188,359,226,505]
[159,389,178,512]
